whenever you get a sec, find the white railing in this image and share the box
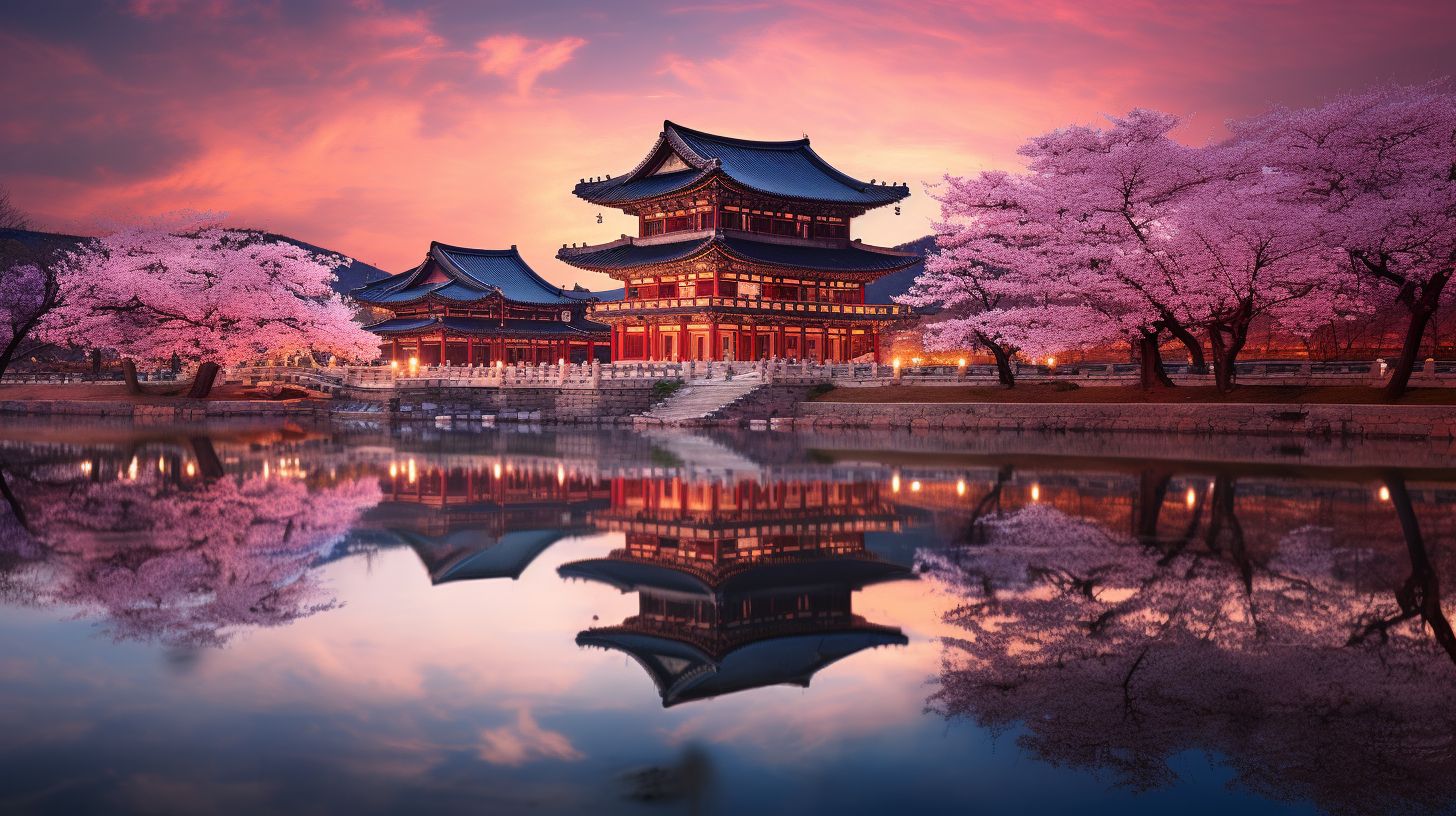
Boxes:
[193,356,1456,395]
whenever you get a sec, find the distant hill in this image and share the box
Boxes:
[866,234,933,303]
[0,227,392,297]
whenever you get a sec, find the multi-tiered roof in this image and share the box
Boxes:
[572,121,910,210]
[355,242,605,339]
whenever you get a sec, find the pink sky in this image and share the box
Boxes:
[2,0,1452,290]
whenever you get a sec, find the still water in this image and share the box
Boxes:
[0,421,1453,816]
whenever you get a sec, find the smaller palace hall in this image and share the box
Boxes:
[353,242,610,365]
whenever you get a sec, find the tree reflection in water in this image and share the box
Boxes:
[0,437,380,648]
[923,468,1456,815]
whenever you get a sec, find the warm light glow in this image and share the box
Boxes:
[406,458,417,484]
[956,479,966,496]
[157,456,165,472]
[493,463,503,479]
[388,463,398,478]
[1030,483,1041,502]
[1378,485,1391,502]
[127,456,138,481]
[390,360,399,370]
[891,473,901,493]
[408,356,419,371]
[957,358,966,368]
[892,358,901,369]
[79,460,93,476]
[263,461,270,479]
[185,462,196,477]
[556,464,566,485]
[558,358,565,366]
[1185,487,1197,508]
[1047,356,1056,367]
[909,480,922,492]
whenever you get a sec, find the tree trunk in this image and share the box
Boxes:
[988,344,1015,388]
[1136,331,1173,389]
[1132,469,1171,542]
[1162,317,1206,374]
[121,359,143,395]
[90,348,101,376]
[1208,323,1248,394]
[185,362,221,399]
[188,437,226,480]
[1384,270,1450,400]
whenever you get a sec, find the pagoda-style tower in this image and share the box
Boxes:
[559,122,917,363]
[560,476,912,707]
[353,241,610,365]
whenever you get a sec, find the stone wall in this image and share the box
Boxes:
[799,401,1456,440]
[393,383,659,424]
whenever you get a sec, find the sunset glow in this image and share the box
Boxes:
[3,1,1452,288]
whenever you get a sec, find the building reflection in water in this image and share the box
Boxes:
[562,476,912,707]
[366,458,608,583]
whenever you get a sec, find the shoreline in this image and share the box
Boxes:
[3,394,1456,440]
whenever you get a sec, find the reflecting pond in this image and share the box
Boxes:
[0,421,1453,815]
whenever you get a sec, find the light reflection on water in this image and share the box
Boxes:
[0,422,1453,816]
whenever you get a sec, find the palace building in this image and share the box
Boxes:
[561,476,911,706]
[353,241,611,365]
[559,121,918,362]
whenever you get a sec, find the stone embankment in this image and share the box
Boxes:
[793,401,1456,440]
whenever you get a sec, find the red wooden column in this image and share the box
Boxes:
[587,340,595,362]
[871,327,880,363]
[777,325,786,359]
[709,320,719,361]
[438,334,447,366]
[678,317,689,361]
[749,325,759,361]
[466,336,474,365]
[799,325,808,361]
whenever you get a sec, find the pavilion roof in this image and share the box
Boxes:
[396,528,570,584]
[352,242,595,307]
[364,316,610,338]
[574,121,910,208]
[557,233,920,275]
[558,552,912,597]
[576,625,907,707]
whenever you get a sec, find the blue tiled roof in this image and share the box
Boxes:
[557,233,920,274]
[353,242,590,307]
[575,121,909,208]
[364,316,609,337]
[575,628,908,708]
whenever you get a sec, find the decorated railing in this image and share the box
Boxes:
[20,355,1447,395]
[589,296,908,318]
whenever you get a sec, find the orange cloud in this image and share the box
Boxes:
[478,709,585,766]
[475,34,588,97]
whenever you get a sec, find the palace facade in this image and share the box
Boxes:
[559,121,918,362]
[353,242,611,365]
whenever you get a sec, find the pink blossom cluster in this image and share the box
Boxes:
[903,83,1455,392]
[39,214,380,370]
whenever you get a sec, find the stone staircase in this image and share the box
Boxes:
[636,374,766,426]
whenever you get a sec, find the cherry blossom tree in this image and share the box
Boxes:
[39,215,379,397]
[1234,83,1456,398]
[911,110,1352,392]
[0,255,60,380]
[2,446,381,648]
[922,479,1456,814]
[899,171,1125,387]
